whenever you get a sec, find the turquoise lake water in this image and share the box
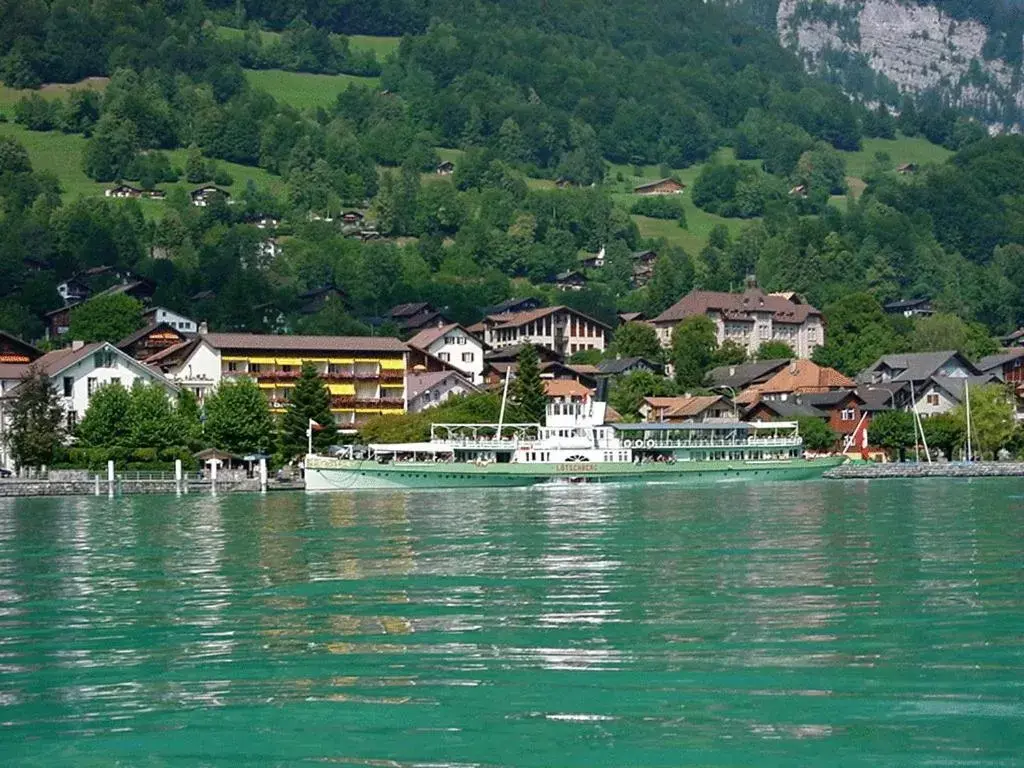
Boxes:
[0,480,1022,766]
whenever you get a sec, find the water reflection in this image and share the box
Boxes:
[0,481,1022,766]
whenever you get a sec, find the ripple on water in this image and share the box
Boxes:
[0,481,1022,766]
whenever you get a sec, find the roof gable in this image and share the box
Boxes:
[653,288,821,326]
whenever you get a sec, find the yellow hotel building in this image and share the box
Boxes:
[159,333,408,427]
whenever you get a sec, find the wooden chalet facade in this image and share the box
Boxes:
[633,178,685,196]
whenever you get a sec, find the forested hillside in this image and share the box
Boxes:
[1,0,1023,363]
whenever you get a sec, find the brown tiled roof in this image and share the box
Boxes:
[653,288,821,325]
[388,302,433,318]
[201,333,407,353]
[544,379,592,399]
[30,343,104,376]
[406,323,458,350]
[145,338,199,365]
[406,323,485,351]
[666,395,728,418]
[407,370,478,400]
[0,363,30,380]
[634,178,685,193]
[487,305,611,331]
[739,361,852,404]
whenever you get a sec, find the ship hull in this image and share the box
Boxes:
[304,457,846,491]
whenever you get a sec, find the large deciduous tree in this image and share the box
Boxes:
[281,362,337,457]
[68,294,144,344]
[813,292,901,376]
[755,340,794,360]
[868,410,916,462]
[203,379,275,454]
[797,416,837,453]
[952,384,1016,459]
[127,382,180,450]
[6,368,65,468]
[76,381,132,447]
[671,315,717,389]
[609,370,676,421]
[609,322,662,361]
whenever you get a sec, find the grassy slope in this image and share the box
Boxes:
[214,25,401,58]
[611,136,953,252]
[244,69,379,110]
[0,77,109,109]
[0,122,283,215]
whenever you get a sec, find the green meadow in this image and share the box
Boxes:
[0,122,283,215]
[244,69,379,110]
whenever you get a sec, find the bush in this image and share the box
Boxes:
[630,196,687,223]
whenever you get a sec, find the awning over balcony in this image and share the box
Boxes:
[276,357,303,366]
[328,383,356,395]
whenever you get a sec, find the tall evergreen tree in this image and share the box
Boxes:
[671,315,717,390]
[7,369,65,468]
[281,362,337,457]
[511,344,547,422]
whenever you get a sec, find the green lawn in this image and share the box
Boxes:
[348,35,401,58]
[843,134,952,179]
[244,69,379,110]
[216,25,399,59]
[0,122,283,214]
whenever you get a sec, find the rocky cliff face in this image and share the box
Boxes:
[774,0,1023,126]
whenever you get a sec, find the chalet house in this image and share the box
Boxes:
[46,278,156,339]
[244,215,280,229]
[631,249,658,287]
[0,341,179,468]
[788,184,808,198]
[915,375,998,418]
[978,348,1024,387]
[481,297,545,316]
[190,185,231,207]
[896,163,918,175]
[596,357,663,377]
[578,246,606,270]
[481,343,564,384]
[149,331,408,427]
[550,270,588,291]
[641,395,734,423]
[543,379,593,404]
[435,161,455,176]
[475,306,609,357]
[105,183,142,199]
[706,359,791,394]
[738,360,854,406]
[856,350,982,412]
[883,298,934,317]
[406,370,478,413]
[406,323,487,384]
[0,331,41,367]
[1002,327,1024,347]
[745,390,869,452]
[143,307,197,334]
[555,178,576,189]
[386,302,454,338]
[634,178,685,196]
[617,311,645,324]
[117,322,191,361]
[651,285,824,358]
[143,189,166,200]
[56,276,90,305]
[297,286,349,315]
[340,211,365,225]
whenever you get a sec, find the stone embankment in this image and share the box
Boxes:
[824,462,1024,480]
[0,469,305,497]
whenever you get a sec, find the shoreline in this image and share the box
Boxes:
[824,461,1024,480]
[0,478,305,497]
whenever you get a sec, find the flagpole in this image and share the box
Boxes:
[497,366,511,440]
[307,418,313,456]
